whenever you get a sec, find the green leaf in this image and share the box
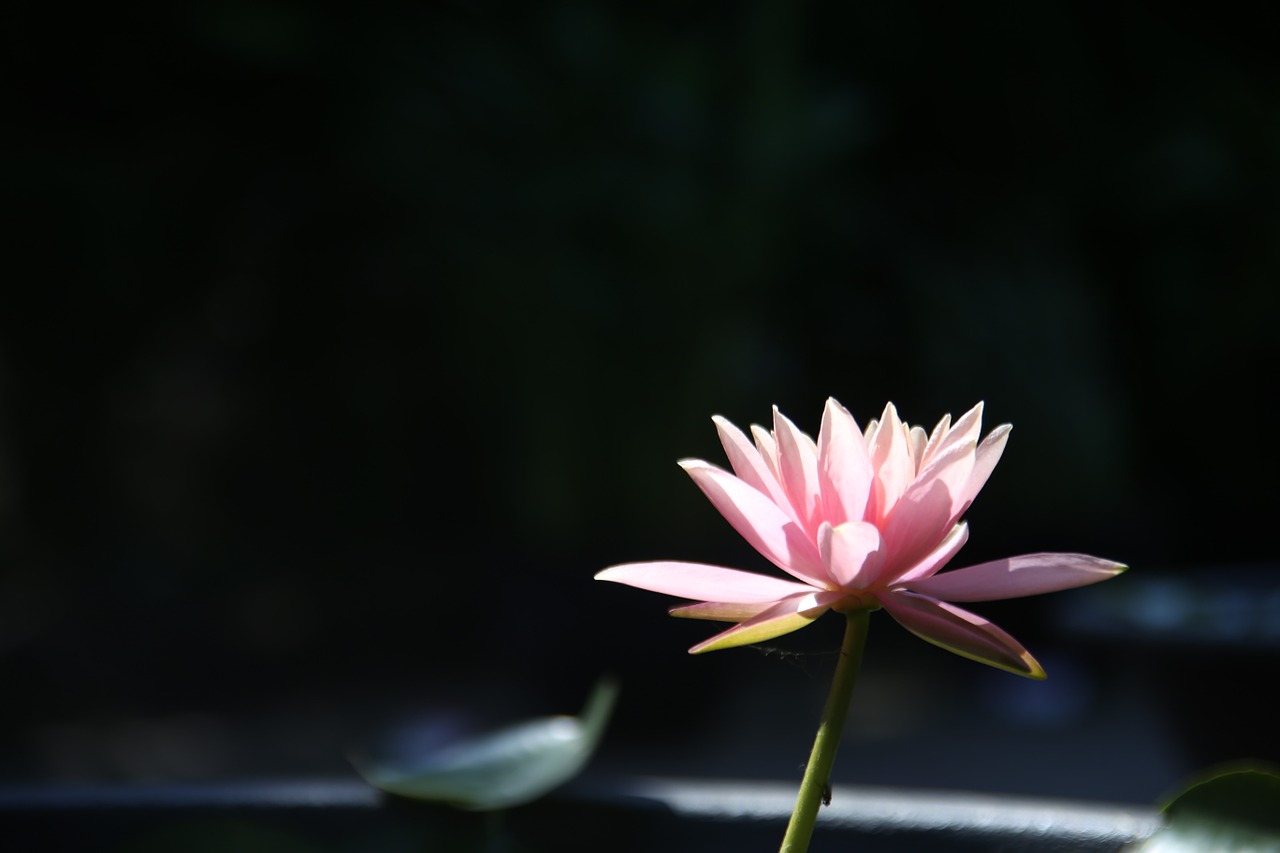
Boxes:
[352,677,618,812]
[1129,761,1280,852]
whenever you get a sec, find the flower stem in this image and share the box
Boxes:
[779,609,871,853]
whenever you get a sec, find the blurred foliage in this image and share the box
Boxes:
[354,676,617,810]
[2,2,1279,780]
[1131,762,1280,851]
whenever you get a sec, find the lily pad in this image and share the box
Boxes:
[1129,761,1280,852]
[352,677,618,811]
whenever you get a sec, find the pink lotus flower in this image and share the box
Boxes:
[596,400,1125,678]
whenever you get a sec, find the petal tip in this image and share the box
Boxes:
[985,647,1048,679]
[1089,558,1129,578]
[1022,652,1048,680]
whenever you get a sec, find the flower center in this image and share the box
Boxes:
[831,591,882,613]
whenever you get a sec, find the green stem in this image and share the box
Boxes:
[779,609,871,853]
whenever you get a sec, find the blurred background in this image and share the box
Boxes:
[3,2,1278,808]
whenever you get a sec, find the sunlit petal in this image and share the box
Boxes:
[906,425,928,473]
[679,460,827,584]
[878,590,1046,678]
[668,600,774,622]
[773,406,822,535]
[713,415,793,517]
[750,424,781,483]
[877,439,974,575]
[918,412,952,469]
[868,402,912,523]
[688,591,843,654]
[893,522,970,584]
[925,401,984,466]
[817,398,873,526]
[949,423,1010,519]
[595,562,816,603]
[902,553,1128,602]
[863,419,879,447]
[818,520,883,588]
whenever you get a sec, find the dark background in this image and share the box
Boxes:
[3,3,1278,805]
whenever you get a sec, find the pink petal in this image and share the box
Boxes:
[914,422,978,488]
[901,553,1128,602]
[893,522,970,584]
[818,520,883,588]
[817,398,873,526]
[750,425,781,483]
[924,402,984,467]
[595,562,816,603]
[918,412,952,469]
[877,590,1046,678]
[772,407,822,534]
[712,415,793,517]
[688,590,844,654]
[868,402,913,523]
[876,438,975,575]
[948,423,1010,520]
[906,424,928,468]
[678,460,828,584]
[669,600,774,622]
[863,417,880,446]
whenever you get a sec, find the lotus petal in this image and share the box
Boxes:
[773,406,822,535]
[668,600,774,622]
[713,415,792,515]
[689,590,843,654]
[878,590,1045,678]
[679,460,826,584]
[868,402,912,522]
[894,522,970,584]
[819,520,883,588]
[595,562,816,603]
[904,553,1128,602]
[817,398,874,527]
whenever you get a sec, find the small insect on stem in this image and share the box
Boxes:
[822,780,832,807]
